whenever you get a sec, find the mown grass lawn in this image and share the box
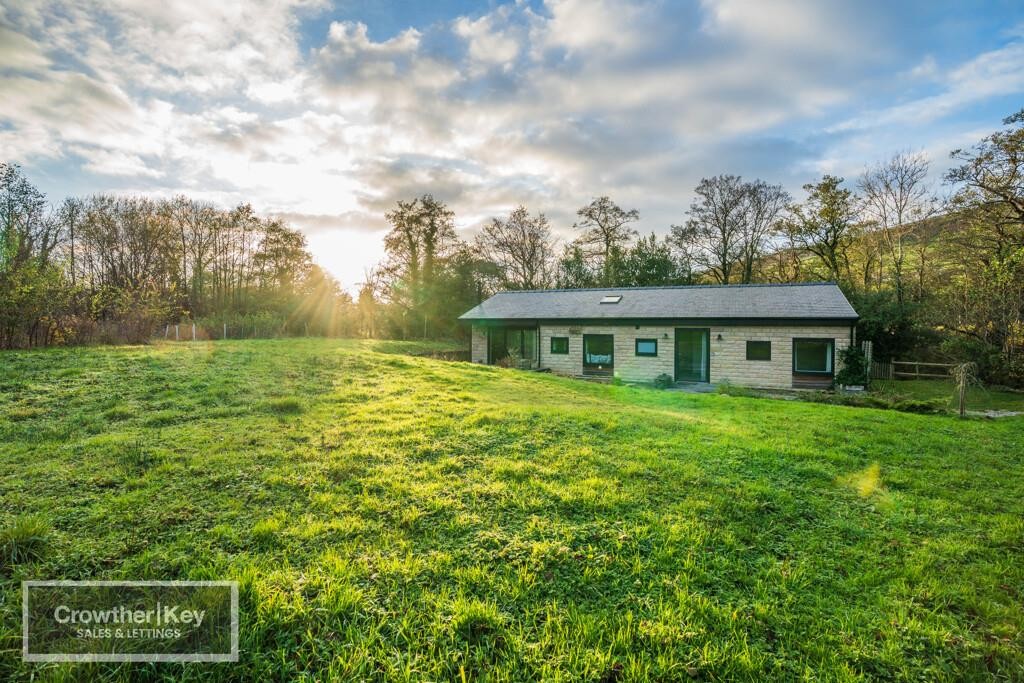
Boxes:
[1,339,1022,681]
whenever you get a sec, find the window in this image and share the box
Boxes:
[792,338,834,374]
[599,295,622,304]
[635,338,658,357]
[488,327,537,364]
[746,340,771,361]
[550,336,569,354]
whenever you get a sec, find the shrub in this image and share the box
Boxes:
[847,289,932,361]
[653,373,673,389]
[836,346,868,387]
[939,336,1023,388]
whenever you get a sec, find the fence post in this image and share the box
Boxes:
[223,322,227,340]
[192,323,196,342]
[862,340,873,384]
[175,324,179,341]
[164,324,169,339]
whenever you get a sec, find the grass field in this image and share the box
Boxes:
[872,379,1024,413]
[1,339,1022,681]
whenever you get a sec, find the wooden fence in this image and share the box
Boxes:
[893,361,954,379]
[869,360,894,380]
[870,360,954,381]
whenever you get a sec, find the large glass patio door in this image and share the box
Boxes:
[582,334,614,376]
[675,328,709,382]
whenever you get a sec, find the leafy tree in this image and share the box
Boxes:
[947,109,1024,256]
[356,269,383,339]
[940,110,1024,382]
[847,288,930,362]
[253,221,311,294]
[783,175,858,283]
[0,164,66,347]
[556,244,598,289]
[1,162,59,275]
[616,233,682,286]
[382,194,459,337]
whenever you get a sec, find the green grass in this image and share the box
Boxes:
[0,516,50,570]
[1,338,1022,681]
[873,379,1024,413]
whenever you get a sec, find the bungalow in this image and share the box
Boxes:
[459,282,859,390]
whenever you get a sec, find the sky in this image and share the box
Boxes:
[2,0,1023,292]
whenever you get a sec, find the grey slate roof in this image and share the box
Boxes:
[459,282,858,322]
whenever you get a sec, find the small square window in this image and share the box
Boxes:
[746,340,771,361]
[599,295,622,304]
[550,336,569,354]
[635,338,658,357]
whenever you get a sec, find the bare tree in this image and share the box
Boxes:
[475,205,555,290]
[573,196,639,284]
[677,175,747,284]
[859,151,938,303]
[163,196,220,314]
[740,180,790,283]
[57,197,84,287]
[665,225,696,285]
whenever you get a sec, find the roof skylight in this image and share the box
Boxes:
[599,295,622,304]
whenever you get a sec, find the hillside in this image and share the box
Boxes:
[1,339,1022,680]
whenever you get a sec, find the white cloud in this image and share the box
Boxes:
[0,24,50,72]
[454,9,521,68]
[833,40,1024,132]
[78,148,163,178]
[699,0,863,55]
[2,0,1022,290]
[537,0,647,55]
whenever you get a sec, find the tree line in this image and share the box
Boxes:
[0,171,357,347]
[2,110,1021,384]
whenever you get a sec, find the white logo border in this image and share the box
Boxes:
[22,580,239,663]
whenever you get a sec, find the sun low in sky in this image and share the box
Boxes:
[2,0,1022,291]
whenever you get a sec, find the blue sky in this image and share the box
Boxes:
[2,0,1023,291]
